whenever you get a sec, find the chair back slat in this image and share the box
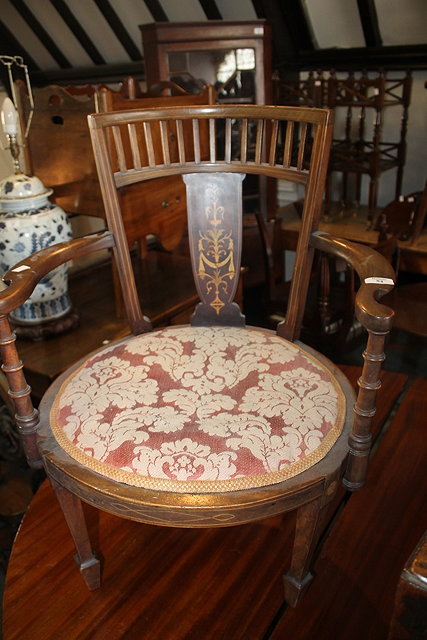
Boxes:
[209,119,216,163]
[297,122,308,170]
[283,121,294,168]
[225,118,232,163]
[143,122,155,167]
[269,120,279,165]
[112,126,127,172]
[128,124,141,169]
[240,118,248,163]
[185,173,245,326]
[176,119,186,164]
[193,119,201,164]
[255,119,264,164]
[88,104,333,338]
[159,120,171,166]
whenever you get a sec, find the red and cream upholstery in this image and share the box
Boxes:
[51,326,346,493]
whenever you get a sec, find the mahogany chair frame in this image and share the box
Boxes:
[0,105,394,608]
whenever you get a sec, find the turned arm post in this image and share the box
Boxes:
[344,328,387,490]
[0,315,41,467]
[310,231,395,490]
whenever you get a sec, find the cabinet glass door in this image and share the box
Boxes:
[167,48,256,102]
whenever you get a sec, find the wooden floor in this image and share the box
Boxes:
[2,367,427,640]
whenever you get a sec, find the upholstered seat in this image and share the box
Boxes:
[50,326,345,493]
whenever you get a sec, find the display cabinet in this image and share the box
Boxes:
[140,20,272,105]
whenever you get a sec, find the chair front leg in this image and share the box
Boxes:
[283,496,325,607]
[51,478,101,590]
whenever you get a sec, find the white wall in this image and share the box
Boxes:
[381,70,427,202]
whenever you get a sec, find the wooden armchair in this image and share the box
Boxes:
[0,105,395,608]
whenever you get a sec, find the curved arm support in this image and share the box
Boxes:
[310,231,395,332]
[0,231,114,316]
[0,231,114,468]
[310,231,395,491]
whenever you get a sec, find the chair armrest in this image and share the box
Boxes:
[310,231,396,491]
[310,231,395,333]
[0,231,114,316]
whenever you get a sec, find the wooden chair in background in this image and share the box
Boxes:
[16,79,103,219]
[375,181,427,245]
[379,182,427,339]
[0,104,395,608]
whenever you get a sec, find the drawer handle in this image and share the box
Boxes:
[161,200,169,208]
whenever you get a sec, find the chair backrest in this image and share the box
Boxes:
[88,104,333,339]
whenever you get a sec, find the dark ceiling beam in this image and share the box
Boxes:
[49,0,106,65]
[356,0,382,47]
[251,0,300,64]
[199,0,222,20]
[280,0,314,52]
[10,0,72,68]
[143,0,168,22]
[279,43,427,71]
[92,0,142,61]
[0,19,39,99]
[29,60,145,87]
[0,19,39,71]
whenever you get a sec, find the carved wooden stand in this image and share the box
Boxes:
[12,309,80,341]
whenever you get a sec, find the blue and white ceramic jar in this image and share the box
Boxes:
[0,173,73,324]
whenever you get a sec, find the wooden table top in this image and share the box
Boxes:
[5,367,426,640]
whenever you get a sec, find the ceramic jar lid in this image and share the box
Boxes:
[0,172,52,200]
[0,173,53,213]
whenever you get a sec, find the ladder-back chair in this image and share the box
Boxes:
[0,104,395,607]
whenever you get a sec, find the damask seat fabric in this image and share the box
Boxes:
[50,326,346,493]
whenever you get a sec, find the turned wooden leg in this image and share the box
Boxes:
[283,497,324,607]
[51,479,101,590]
